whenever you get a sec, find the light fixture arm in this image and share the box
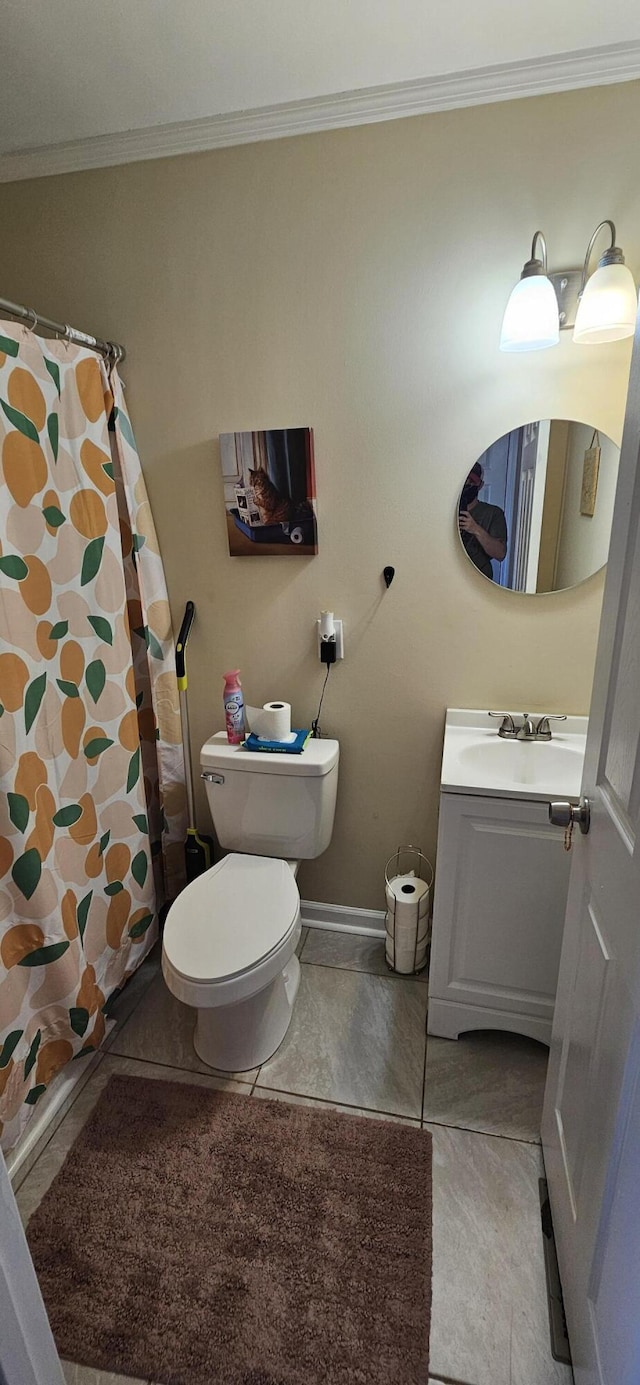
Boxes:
[521,230,548,279]
[579,220,625,295]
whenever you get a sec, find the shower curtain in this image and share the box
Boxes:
[0,321,187,1152]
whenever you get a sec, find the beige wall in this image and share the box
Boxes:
[1,81,638,908]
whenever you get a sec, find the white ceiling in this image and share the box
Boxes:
[2,0,640,178]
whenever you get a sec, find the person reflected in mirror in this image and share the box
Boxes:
[459,464,507,580]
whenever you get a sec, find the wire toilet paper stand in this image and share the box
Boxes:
[384,845,434,975]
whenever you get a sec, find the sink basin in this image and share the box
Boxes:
[441,709,588,800]
[458,739,584,788]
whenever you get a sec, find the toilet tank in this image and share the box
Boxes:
[200,732,339,858]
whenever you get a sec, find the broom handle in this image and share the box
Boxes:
[176,602,196,832]
[180,688,196,831]
[176,601,195,686]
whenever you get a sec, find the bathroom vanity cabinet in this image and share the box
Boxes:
[428,791,572,1045]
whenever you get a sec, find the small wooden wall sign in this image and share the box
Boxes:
[580,433,601,517]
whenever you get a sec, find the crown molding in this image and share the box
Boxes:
[2,40,640,183]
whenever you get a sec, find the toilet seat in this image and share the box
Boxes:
[162,854,301,1008]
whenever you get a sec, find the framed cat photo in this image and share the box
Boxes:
[219,428,318,556]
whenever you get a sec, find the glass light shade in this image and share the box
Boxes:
[499,274,560,352]
[573,262,638,343]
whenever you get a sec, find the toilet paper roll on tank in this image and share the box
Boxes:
[246,701,296,743]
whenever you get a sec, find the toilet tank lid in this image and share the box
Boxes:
[201,732,339,777]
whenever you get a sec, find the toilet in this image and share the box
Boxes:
[162,731,339,1071]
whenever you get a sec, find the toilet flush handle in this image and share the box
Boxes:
[201,771,225,785]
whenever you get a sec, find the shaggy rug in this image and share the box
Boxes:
[27,1075,432,1384]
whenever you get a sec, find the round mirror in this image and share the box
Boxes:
[458,419,620,593]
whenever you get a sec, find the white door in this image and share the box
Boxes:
[508,422,533,590]
[477,433,511,584]
[542,317,640,1384]
[0,1151,64,1384]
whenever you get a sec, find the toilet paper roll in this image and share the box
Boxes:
[385,872,431,974]
[385,873,430,917]
[385,934,428,975]
[246,701,293,742]
[385,909,430,941]
[386,936,428,959]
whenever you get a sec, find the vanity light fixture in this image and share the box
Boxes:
[573,220,637,344]
[499,232,560,352]
[500,221,637,352]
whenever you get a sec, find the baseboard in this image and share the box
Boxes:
[300,899,386,938]
[5,1042,107,1185]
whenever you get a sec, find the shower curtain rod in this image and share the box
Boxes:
[0,294,125,363]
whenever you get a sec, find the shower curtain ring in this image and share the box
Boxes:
[25,307,38,332]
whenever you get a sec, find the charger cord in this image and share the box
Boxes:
[311,664,332,738]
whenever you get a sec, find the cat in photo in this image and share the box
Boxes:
[249,467,292,525]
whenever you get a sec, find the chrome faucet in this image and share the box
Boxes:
[534,714,567,741]
[488,712,567,741]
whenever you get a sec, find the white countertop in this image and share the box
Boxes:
[440,708,588,802]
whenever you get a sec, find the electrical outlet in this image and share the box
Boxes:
[316,618,344,660]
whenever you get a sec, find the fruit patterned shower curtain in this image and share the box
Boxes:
[0,321,187,1152]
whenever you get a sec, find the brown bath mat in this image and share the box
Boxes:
[27,1075,432,1384]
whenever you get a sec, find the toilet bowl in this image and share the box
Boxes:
[162,854,302,1071]
[162,731,339,1071]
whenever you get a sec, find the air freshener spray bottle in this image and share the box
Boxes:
[223,670,245,745]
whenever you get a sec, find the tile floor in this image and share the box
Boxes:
[12,926,573,1385]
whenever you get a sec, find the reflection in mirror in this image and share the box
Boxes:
[458,420,620,593]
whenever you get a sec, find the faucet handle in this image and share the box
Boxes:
[488,711,517,738]
[535,714,567,739]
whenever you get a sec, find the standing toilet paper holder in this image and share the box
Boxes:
[384,845,434,976]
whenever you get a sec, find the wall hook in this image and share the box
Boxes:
[383,566,395,588]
